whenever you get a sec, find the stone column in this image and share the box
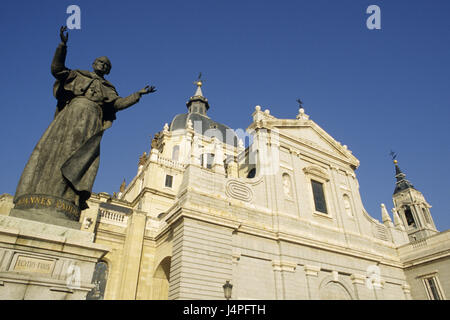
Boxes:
[213,140,225,174]
[304,265,320,300]
[190,136,201,166]
[227,160,238,178]
[412,204,423,228]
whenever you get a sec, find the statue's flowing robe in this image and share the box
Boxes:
[14,43,140,212]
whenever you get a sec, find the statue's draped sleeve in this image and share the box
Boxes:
[51,43,70,80]
[101,92,141,130]
[113,92,141,110]
[51,43,73,115]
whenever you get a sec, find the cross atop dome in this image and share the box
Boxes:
[193,72,205,97]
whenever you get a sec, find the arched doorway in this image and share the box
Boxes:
[319,281,352,300]
[152,257,171,300]
[86,261,109,300]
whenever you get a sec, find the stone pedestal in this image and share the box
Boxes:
[0,215,109,300]
[10,208,81,229]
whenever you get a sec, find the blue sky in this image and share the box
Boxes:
[0,0,449,230]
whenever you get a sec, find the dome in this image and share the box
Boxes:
[168,77,239,147]
[169,112,238,147]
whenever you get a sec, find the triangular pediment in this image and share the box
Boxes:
[283,126,337,153]
[262,119,359,167]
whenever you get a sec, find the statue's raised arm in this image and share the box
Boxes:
[114,85,157,111]
[51,26,70,79]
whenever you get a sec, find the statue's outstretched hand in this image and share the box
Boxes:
[60,26,69,44]
[138,85,157,96]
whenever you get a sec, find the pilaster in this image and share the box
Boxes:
[402,283,412,300]
[304,265,320,300]
[373,280,385,300]
[118,210,146,299]
[350,273,367,300]
[272,260,297,300]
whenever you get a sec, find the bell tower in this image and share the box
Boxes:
[391,159,438,241]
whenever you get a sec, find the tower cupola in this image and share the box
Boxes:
[186,73,209,116]
[391,159,438,241]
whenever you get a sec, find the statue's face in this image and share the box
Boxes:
[92,57,111,76]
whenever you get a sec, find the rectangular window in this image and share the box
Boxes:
[424,277,443,300]
[165,175,173,188]
[311,180,327,214]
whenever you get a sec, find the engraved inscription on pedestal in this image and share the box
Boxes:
[12,255,56,275]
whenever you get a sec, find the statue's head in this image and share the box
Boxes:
[92,56,112,76]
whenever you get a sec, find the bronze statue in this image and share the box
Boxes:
[12,26,156,225]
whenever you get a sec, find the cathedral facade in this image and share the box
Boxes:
[1,81,449,300]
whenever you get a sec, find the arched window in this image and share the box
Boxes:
[86,261,109,300]
[172,145,180,161]
[404,206,416,228]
